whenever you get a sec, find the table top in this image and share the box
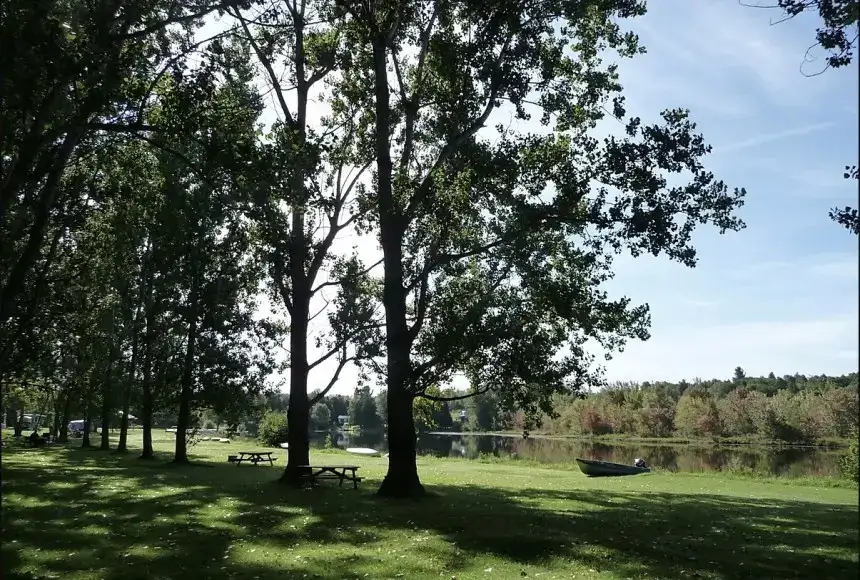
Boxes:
[238,451,274,456]
[298,465,360,470]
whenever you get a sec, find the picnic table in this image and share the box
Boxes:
[299,465,362,489]
[234,451,276,466]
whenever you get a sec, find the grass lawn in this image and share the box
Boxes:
[1,431,857,580]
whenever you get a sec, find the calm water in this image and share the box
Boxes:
[312,431,844,478]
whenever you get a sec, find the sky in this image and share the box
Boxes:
[206,1,859,393]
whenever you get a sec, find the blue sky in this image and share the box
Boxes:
[223,1,859,393]
[588,0,859,383]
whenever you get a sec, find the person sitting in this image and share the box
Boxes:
[633,457,648,469]
[28,430,44,447]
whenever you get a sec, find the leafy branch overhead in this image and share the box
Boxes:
[338,1,745,432]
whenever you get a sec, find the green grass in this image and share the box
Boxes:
[2,432,858,580]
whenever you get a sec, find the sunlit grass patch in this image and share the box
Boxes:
[1,431,857,580]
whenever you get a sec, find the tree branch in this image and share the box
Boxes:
[404,30,516,220]
[419,386,492,402]
[308,350,355,406]
[231,7,296,127]
[311,257,383,294]
[117,4,229,41]
[307,322,385,371]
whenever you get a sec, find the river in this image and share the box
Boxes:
[312,430,844,478]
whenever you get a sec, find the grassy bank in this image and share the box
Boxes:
[2,433,857,580]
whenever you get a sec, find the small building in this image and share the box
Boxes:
[337,415,349,427]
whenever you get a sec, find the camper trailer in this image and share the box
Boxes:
[68,420,86,438]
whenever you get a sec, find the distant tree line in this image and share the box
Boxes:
[537,370,858,443]
[363,369,858,444]
[247,368,860,446]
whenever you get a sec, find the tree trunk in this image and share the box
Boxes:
[117,307,143,453]
[52,393,62,438]
[371,37,424,498]
[278,16,313,486]
[99,358,116,450]
[58,394,72,442]
[378,381,422,498]
[140,389,153,459]
[81,414,91,447]
[116,376,134,452]
[281,281,310,485]
[139,332,155,460]
[281,203,311,484]
[139,253,156,460]
[14,405,23,437]
[173,283,199,464]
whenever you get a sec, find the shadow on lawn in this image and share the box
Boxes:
[1,444,858,580]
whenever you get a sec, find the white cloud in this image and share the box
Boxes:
[807,258,859,281]
[731,254,859,282]
[715,122,836,154]
[683,299,719,308]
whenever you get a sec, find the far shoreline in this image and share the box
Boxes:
[423,430,851,449]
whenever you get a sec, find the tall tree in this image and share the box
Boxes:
[227,2,383,484]
[137,42,276,464]
[340,0,746,497]
[0,0,239,333]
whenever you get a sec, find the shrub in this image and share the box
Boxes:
[636,407,675,438]
[839,429,859,483]
[258,411,288,447]
[674,391,722,438]
[580,407,610,435]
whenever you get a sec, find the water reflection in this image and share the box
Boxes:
[311,431,842,478]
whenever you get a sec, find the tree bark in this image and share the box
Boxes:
[118,241,149,452]
[58,393,72,442]
[14,405,24,437]
[52,393,62,438]
[140,384,154,459]
[173,277,199,464]
[371,37,425,498]
[99,357,116,450]
[139,289,156,459]
[81,414,92,447]
[281,275,310,485]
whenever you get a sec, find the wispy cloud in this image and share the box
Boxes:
[683,299,720,308]
[732,254,858,281]
[716,122,836,154]
[601,316,859,382]
[807,258,859,281]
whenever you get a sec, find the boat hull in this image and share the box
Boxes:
[346,447,381,457]
[576,458,650,477]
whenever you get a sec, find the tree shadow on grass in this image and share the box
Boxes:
[1,446,857,579]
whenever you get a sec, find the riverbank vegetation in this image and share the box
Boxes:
[438,371,860,445]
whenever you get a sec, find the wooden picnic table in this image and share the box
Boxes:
[235,451,276,466]
[299,465,362,489]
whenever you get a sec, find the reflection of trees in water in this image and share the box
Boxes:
[320,432,839,477]
[417,433,453,457]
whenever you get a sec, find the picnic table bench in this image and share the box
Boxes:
[299,465,362,489]
[233,451,276,466]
